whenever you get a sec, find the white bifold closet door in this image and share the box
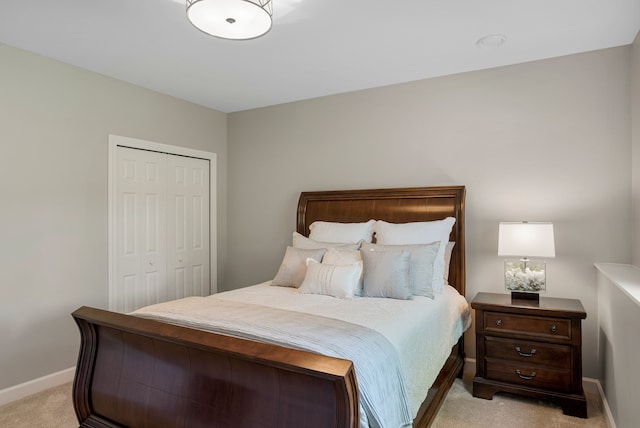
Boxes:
[114,146,210,313]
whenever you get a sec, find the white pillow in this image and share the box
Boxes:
[361,242,439,299]
[309,219,376,244]
[292,232,361,250]
[271,247,326,288]
[299,259,363,299]
[374,218,456,294]
[322,247,364,296]
[360,249,412,300]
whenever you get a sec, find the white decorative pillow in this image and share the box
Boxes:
[299,259,363,299]
[374,218,456,294]
[360,249,412,300]
[292,232,361,250]
[361,242,439,299]
[272,247,326,288]
[309,219,376,244]
[322,247,364,296]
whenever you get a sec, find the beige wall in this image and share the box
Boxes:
[0,43,227,390]
[2,34,636,391]
[228,46,633,378]
[632,32,640,265]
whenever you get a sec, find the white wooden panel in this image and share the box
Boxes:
[123,193,137,256]
[145,162,159,184]
[175,165,186,186]
[123,159,136,181]
[175,267,186,300]
[122,274,136,313]
[193,195,203,249]
[193,264,204,296]
[175,195,186,251]
[167,154,210,298]
[145,194,159,253]
[146,271,159,304]
[114,147,167,313]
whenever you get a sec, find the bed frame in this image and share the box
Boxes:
[72,185,466,428]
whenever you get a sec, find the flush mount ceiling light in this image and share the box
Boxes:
[187,0,273,40]
[476,34,507,49]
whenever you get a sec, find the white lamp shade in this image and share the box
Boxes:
[498,222,555,258]
[187,0,273,40]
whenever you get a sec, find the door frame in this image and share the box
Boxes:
[108,134,217,311]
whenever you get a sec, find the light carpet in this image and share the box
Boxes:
[1,372,609,427]
[0,382,76,428]
[431,371,609,428]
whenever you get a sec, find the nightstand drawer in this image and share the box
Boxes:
[484,311,571,340]
[485,336,571,368]
[485,359,571,392]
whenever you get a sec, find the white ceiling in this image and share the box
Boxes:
[1,0,639,113]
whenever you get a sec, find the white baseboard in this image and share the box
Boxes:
[0,367,75,407]
[583,377,616,428]
[464,359,615,428]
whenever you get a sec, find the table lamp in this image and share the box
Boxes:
[498,222,555,301]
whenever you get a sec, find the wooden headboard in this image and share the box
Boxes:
[296,186,466,298]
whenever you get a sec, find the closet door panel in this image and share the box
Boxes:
[167,155,210,300]
[114,147,167,313]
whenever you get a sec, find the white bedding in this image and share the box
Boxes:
[215,282,471,419]
[133,282,471,427]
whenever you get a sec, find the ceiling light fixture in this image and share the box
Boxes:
[476,34,507,49]
[187,0,273,40]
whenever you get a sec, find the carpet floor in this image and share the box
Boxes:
[431,372,609,428]
[1,371,609,427]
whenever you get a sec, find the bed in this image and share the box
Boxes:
[72,185,468,428]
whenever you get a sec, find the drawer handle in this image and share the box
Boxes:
[495,319,502,327]
[515,347,537,357]
[515,369,537,380]
[551,324,558,332]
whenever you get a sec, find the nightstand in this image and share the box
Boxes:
[471,292,587,418]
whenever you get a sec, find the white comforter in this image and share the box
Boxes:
[133,282,471,427]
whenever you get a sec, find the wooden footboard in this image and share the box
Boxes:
[72,306,464,428]
[72,306,359,428]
